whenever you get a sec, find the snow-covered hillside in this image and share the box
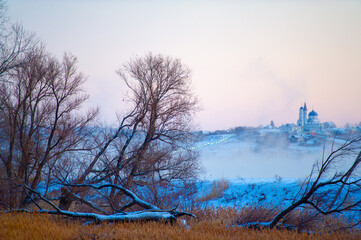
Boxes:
[197,178,301,209]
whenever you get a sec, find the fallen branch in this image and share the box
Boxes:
[8,182,195,223]
[6,209,186,223]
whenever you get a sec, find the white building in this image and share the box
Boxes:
[297,102,323,133]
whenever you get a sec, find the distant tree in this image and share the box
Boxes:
[232,127,242,136]
[270,121,275,128]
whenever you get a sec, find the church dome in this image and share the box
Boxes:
[308,110,318,117]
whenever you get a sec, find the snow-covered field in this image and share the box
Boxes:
[197,178,301,209]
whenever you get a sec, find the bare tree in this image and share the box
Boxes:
[0,47,99,208]
[113,53,200,186]
[243,135,361,230]
[57,53,201,211]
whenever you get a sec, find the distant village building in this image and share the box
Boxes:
[279,123,300,133]
[297,102,308,127]
[296,102,323,133]
[257,102,343,146]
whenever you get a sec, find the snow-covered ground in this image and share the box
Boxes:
[197,178,301,209]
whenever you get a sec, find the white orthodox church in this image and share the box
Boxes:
[297,103,322,132]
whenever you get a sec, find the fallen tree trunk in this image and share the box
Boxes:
[8,208,194,223]
[6,181,195,224]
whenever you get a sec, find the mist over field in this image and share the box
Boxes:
[197,134,349,179]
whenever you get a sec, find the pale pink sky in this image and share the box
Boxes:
[7,0,361,130]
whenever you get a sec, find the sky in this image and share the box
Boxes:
[6,0,361,130]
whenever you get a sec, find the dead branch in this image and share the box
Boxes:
[267,136,361,229]
[69,183,159,211]
[6,182,195,223]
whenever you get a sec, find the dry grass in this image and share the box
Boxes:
[190,206,359,232]
[197,178,229,202]
[1,211,361,240]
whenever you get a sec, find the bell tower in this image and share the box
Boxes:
[303,102,308,126]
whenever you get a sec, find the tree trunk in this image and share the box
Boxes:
[58,188,73,210]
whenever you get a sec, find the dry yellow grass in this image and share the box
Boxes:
[198,178,230,202]
[1,212,361,240]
